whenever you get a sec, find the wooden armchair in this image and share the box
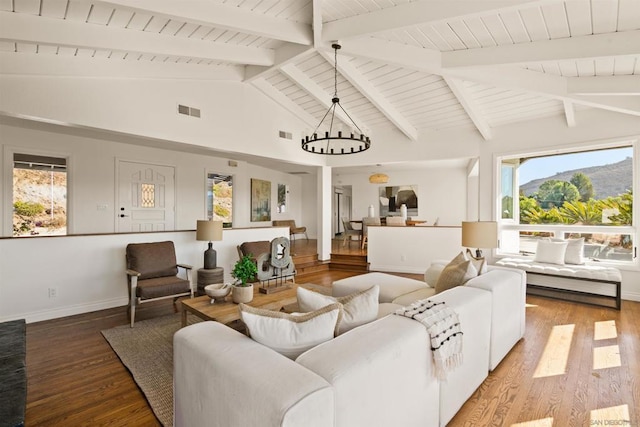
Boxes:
[125,241,193,327]
[273,219,308,240]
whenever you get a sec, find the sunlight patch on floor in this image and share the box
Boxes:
[511,417,554,427]
[594,320,617,340]
[593,345,621,370]
[590,404,630,425]
[525,303,538,308]
[533,324,575,378]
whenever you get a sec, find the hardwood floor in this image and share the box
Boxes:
[24,249,640,426]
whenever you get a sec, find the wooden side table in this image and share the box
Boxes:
[197,267,224,296]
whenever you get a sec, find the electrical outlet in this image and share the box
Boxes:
[48,287,57,298]
[400,255,406,262]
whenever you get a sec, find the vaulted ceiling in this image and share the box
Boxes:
[1,0,639,148]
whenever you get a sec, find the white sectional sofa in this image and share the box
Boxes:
[173,267,526,427]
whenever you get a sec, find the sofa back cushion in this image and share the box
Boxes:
[126,241,178,280]
[239,303,342,359]
[297,285,379,334]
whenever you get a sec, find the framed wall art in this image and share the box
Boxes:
[251,178,271,221]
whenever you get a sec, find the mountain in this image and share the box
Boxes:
[520,157,633,199]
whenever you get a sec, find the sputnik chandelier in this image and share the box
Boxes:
[301,43,371,155]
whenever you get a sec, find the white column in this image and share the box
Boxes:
[316,165,332,261]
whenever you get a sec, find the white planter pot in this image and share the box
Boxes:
[232,284,254,304]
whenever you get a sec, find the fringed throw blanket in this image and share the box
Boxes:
[394,299,463,381]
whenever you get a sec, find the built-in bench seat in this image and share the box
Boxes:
[495,257,622,310]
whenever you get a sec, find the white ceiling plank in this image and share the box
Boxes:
[14,0,40,14]
[563,100,576,127]
[319,50,418,140]
[0,50,245,79]
[244,43,314,82]
[518,6,549,41]
[87,4,115,25]
[339,37,441,74]
[443,76,492,140]
[463,17,498,48]
[613,56,639,75]
[567,75,640,95]
[0,11,276,66]
[108,9,133,27]
[618,0,640,31]
[252,78,318,129]
[280,63,369,132]
[91,0,312,45]
[591,0,618,34]
[442,30,640,68]
[481,14,514,45]
[540,2,569,39]
[322,0,557,41]
[564,0,591,36]
[40,0,68,18]
[0,0,13,12]
[498,10,531,43]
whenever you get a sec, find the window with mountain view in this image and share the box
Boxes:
[498,145,636,264]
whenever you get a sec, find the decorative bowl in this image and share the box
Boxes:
[204,283,231,302]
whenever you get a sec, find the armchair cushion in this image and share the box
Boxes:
[126,241,178,280]
[136,276,191,299]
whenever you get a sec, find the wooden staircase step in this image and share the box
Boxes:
[292,253,318,265]
[329,253,369,272]
[296,260,331,276]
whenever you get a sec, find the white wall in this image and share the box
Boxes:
[333,167,468,227]
[301,172,318,239]
[0,227,288,323]
[368,226,462,273]
[1,123,306,235]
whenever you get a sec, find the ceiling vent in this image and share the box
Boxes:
[279,130,293,140]
[178,104,201,118]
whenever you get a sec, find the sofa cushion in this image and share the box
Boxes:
[239,303,342,359]
[297,285,379,334]
[534,239,568,265]
[392,287,437,305]
[332,272,427,303]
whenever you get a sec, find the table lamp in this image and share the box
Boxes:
[461,221,498,257]
[196,220,223,269]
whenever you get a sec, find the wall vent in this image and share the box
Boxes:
[178,104,201,118]
[279,130,293,140]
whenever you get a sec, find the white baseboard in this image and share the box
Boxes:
[622,291,640,302]
[0,297,128,324]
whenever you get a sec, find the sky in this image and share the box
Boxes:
[519,146,634,185]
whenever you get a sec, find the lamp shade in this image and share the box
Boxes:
[196,220,223,241]
[369,173,389,184]
[461,221,498,249]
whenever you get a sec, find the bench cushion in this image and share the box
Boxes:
[495,257,621,282]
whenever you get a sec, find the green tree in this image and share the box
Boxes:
[600,189,632,226]
[519,195,539,223]
[570,172,595,201]
[501,195,513,219]
[535,180,580,208]
[521,206,563,224]
[560,199,602,225]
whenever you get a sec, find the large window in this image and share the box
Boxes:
[498,144,636,264]
[13,153,68,237]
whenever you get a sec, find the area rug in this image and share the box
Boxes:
[101,315,199,427]
[0,319,26,427]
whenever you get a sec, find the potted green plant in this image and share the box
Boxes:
[231,254,258,303]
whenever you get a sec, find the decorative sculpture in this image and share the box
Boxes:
[256,237,296,294]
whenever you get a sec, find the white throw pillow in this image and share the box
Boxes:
[297,285,379,334]
[534,240,569,265]
[465,249,488,274]
[424,263,445,287]
[551,237,585,264]
[239,303,342,360]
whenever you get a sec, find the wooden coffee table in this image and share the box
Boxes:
[181,284,299,327]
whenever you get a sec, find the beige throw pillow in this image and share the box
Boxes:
[434,251,480,294]
[297,285,379,334]
[239,303,342,360]
[465,249,487,274]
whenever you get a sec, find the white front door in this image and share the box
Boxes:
[117,161,175,232]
